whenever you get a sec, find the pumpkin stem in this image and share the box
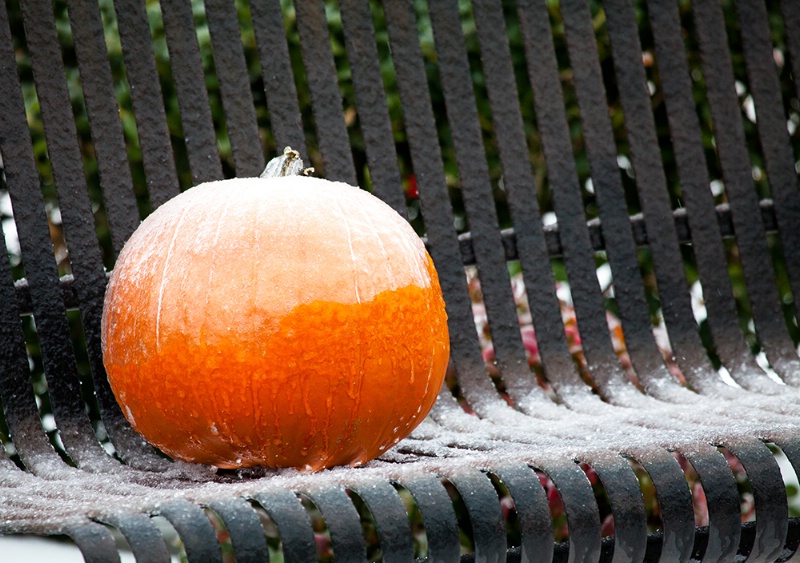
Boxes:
[260,147,315,178]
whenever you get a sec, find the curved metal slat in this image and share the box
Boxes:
[578,451,647,563]
[293,0,356,184]
[64,522,121,563]
[447,470,507,563]
[160,0,224,185]
[515,0,627,394]
[494,465,554,563]
[204,0,263,178]
[382,0,499,411]
[17,0,116,471]
[602,0,720,390]
[0,6,63,469]
[559,0,673,392]
[426,0,535,404]
[158,500,223,563]
[646,0,763,388]
[65,0,168,466]
[104,513,171,563]
[691,0,800,379]
[338,0,406,216]
[536,459,602,563]
[721,438,787,562]
[734,0,800,335]
[113,0,181,208]
[250,488,317,562]
[249,0,307,156]
[349,480,414,563]
[677,443,741,563]
[207,497,269,563]
[400,476,461,563]
[625,447,695,563]
[302,484,367,562]
[471,0,582,397]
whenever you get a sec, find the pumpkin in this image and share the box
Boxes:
[101,148,449,470]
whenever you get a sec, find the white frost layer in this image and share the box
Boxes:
[2,385,799,534]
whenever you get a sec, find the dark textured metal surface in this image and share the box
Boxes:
[207,498,269,563]
[536,460,602,563]
[734,0,800,332]
[293,0,356,184]
[602,0,719,391]
[401,477,462,563]
[494,465,554,563]
[250,0,307,157]
[338,0,406,217]
[427,0,534,404]
[114,0,181,208]
[302,485,367,562]
[448,471,507,563]
[578,451,647,563]
[560,0,671,391]
[692,0,799,379]
[0,1,65,470]
[721,438,787,562]
[678,444,741,562]
[382,0,498,410]
[160,0,224,185]
[104,513,171,563]
[64,0,139,252]
[204,0,263,178]
[65,0,163,464]
[158,500,223,563]
[64,522,120,563]
[516,0,629,395]
[250,489,317,562]
[350,480,415,563]
[646,0,763,388]
[626,447,695,563]
[17,0,115,469]
[472,0,580,395]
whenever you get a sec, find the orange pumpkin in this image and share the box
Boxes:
[101,149,449,470]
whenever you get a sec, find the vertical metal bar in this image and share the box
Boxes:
[204,0,264,177]
[559,0,675,392]
[426,0,540,404]
[349,480,415,563]
[0,0,67,471]
[602,0,724,392]
[207,498,270,563]
[735,0,800,335]
[114,0,181,208]
[516,0,632,395]
[249,0,307,156]
[160,0,224,185]
[338,0,406,216]
[293,0,356,184]
[66,0,171,462]
[646,0,765,389]
[471,0,584,396]
[158,500,224,563]
[17,0,116,470]
[250,489,317,562]
[692,0,800,380]
[382,0,501,411]
[302,485,368,562]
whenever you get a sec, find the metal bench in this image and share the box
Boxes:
[1,0,799,561]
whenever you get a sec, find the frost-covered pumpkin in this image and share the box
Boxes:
[101,148,449,470]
